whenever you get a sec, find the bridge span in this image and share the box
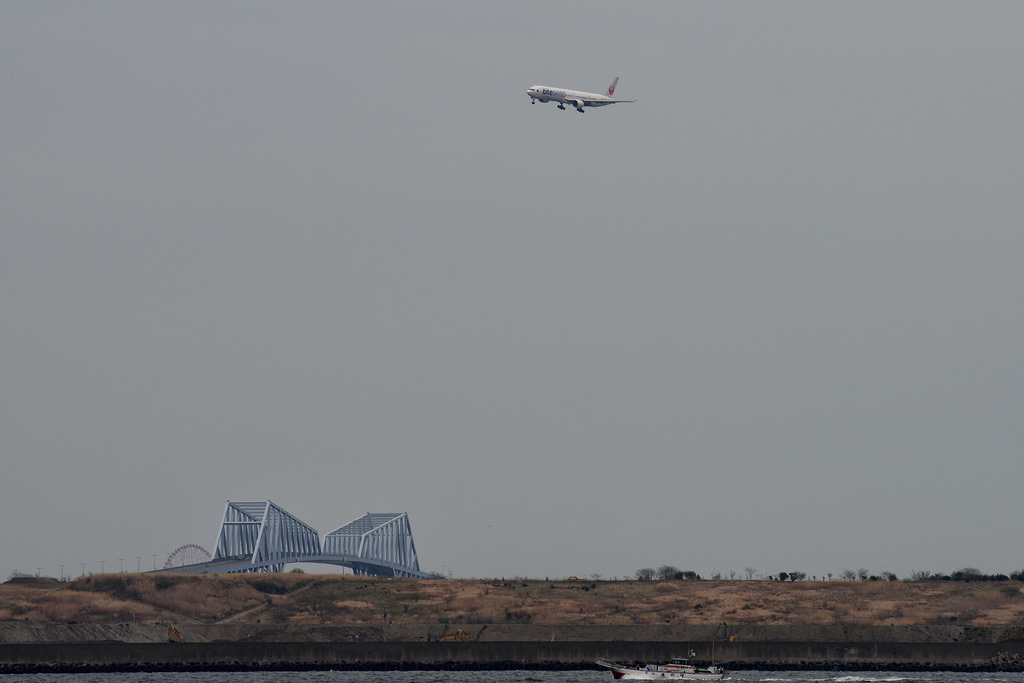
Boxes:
[163,501,432,578]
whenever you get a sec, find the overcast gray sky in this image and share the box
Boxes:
[3,1,1023,583]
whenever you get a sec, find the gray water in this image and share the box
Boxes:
[3,672,1024,683]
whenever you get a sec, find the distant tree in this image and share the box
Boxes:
[857,568,870,580]
[590,573,602,581]
[909,570,930,581]
[678,570,700,580]
[882,571,898,582]
[777,572,790,582]
[1010,570,1024,582]
[635,568,656,581]
[657,565,681,581]
[841,569,856,580]
[729,571,736,580]
[953,567,983,582]
[789,571,806,582]
[745,567,757,580]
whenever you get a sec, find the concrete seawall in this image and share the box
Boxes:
[5,622,1022,645]
[3,640,1024,673]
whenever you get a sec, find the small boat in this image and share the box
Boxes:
[596,656,726,680]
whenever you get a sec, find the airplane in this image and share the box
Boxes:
[527,77,636,113]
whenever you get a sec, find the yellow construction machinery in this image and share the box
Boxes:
[439,628,475,642]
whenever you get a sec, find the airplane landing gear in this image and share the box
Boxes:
[557,104,566,110]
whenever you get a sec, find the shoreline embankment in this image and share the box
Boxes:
[2,624,1024,672]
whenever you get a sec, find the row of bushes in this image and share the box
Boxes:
[915,569,1024,582]
[634,566,1024,582]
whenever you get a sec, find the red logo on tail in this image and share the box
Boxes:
[608,84,615,95]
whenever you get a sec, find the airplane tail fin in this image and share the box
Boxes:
[607,77,619,97]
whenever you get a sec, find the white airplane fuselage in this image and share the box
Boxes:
[527,78,634,112]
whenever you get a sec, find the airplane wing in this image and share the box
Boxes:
[581,98,637,104]
[568,95,637,111]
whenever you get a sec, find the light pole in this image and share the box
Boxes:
[60,565,65,581]
[80,562,85,577]
[137,557,141,573]
[100,560,106,573]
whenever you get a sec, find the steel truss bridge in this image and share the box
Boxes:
[164,501,432,578]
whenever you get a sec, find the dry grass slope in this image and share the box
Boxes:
[3,575,1024,627]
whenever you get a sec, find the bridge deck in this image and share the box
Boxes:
[160,553,433,578]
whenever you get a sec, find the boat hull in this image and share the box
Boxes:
[597,661,725,681]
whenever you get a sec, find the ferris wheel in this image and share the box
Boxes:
[163,544,212,569]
